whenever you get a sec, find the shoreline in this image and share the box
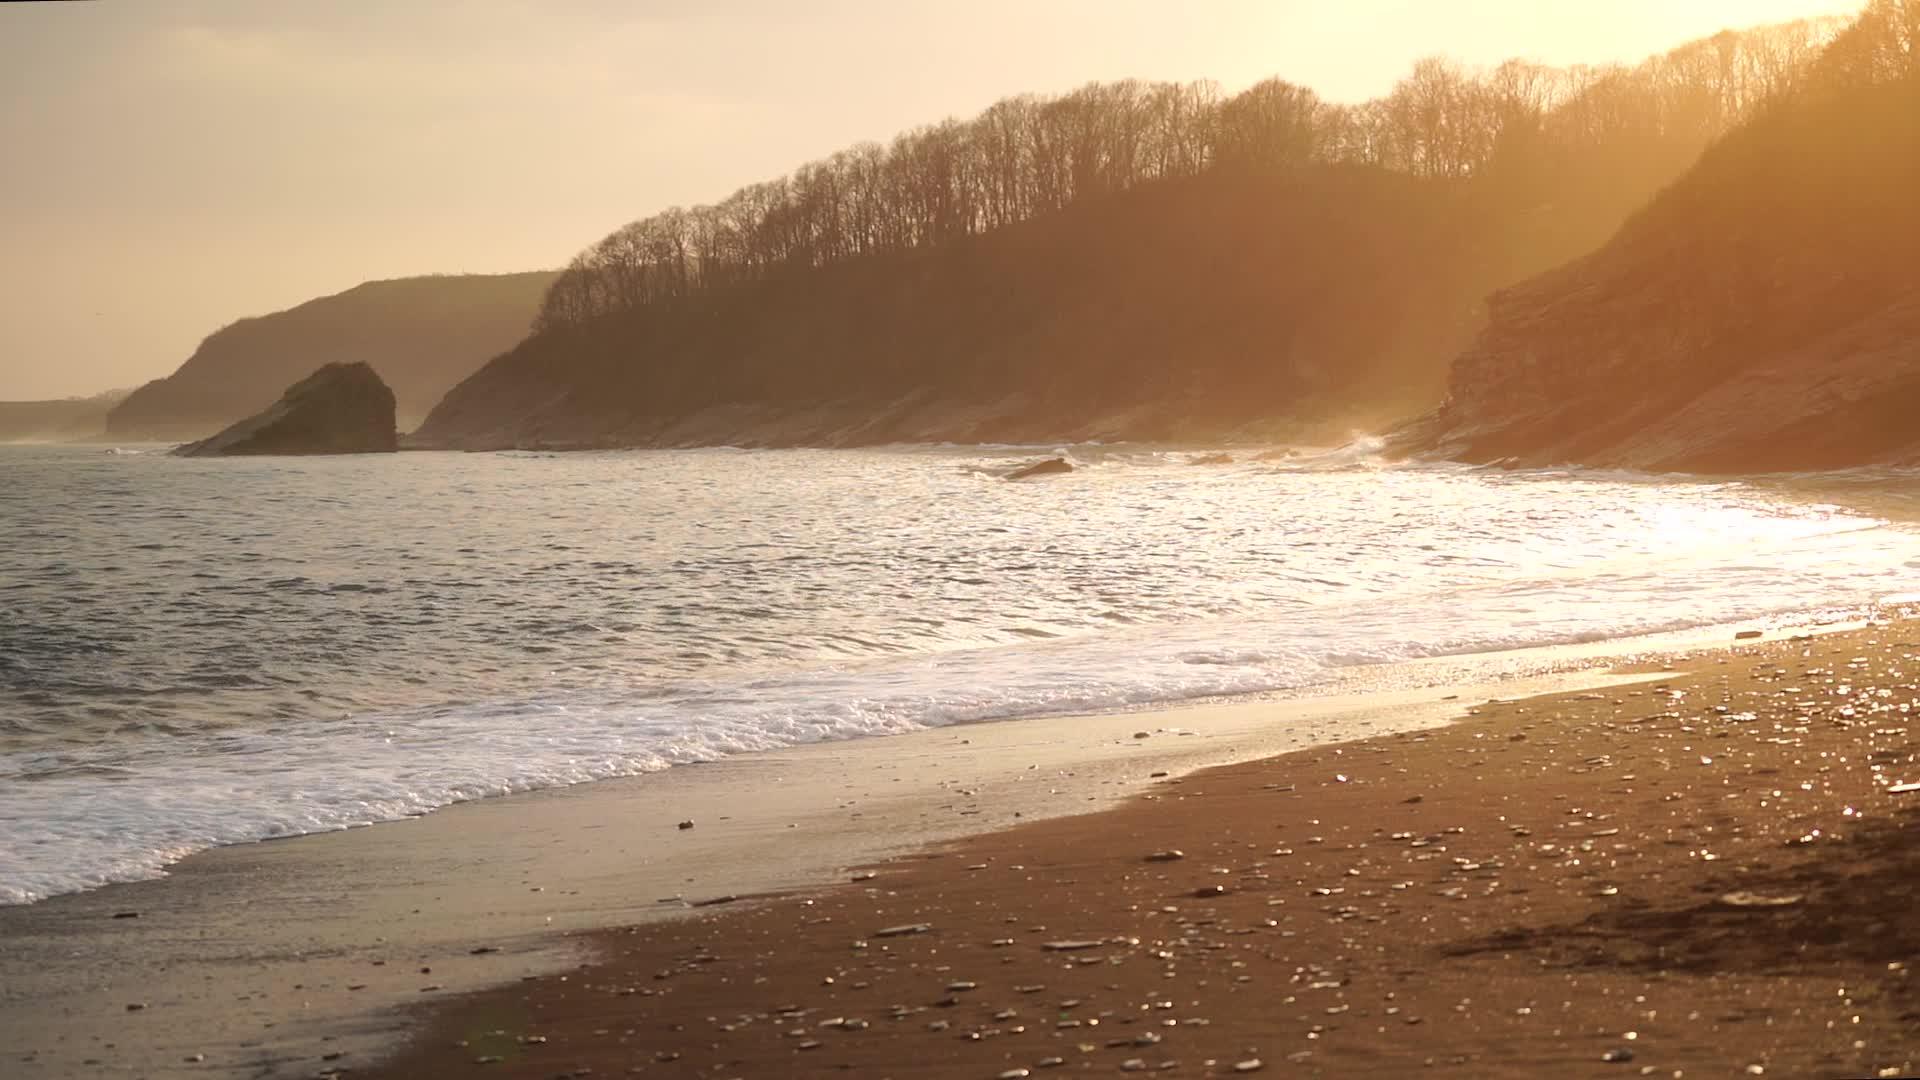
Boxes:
[1,616,1893,1080]
[359,618,1920,1079]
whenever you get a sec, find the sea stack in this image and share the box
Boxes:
[174,362,398,456]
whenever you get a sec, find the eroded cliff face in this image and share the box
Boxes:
[1398,75,1920,473]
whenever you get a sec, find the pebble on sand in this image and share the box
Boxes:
[875,923,932,938]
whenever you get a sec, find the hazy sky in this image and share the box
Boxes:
[0,0,1864,400]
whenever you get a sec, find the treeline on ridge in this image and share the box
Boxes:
[538,15,1843,330]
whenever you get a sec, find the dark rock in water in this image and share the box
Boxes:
[173,362,396,456]
[1735,630,1764,640]
[1007,457,1072,480]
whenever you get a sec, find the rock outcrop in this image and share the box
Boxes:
[1007,457,1073,480]
[174,362,397,456]
[1394,69,1920,473]
[110,272,554,442]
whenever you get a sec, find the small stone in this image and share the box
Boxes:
[1234,1061,1265,1073]
[1133,732,1151,739]
[1735,630,1763,640]
[1603,1048,1635,1063]
[125,1003,146,1012]
[1001,1071,1032,1079]
[1717,891,1802,908]
[111,911,140,919]
[876,923,932,937]
[1144,851,1185,863]
[676,820,694,830]
[1040,940,1104,951]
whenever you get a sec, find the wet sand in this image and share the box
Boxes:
[358,622,1920,1079]
[1,649,1668,1080]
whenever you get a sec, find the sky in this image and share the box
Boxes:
[0,0,1867,400]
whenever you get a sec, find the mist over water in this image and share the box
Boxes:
[3,443,1917,904]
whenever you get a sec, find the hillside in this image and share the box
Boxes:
[415,19,1839,451]
[419,165,1687,449]
[0,389,129,443]
[1394,53,1920,472]
[106,272,555,441]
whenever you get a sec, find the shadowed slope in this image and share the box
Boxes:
[108,272,554,442]
[418,165,1661,451]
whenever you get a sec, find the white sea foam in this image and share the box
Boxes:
[1,444,1916,904]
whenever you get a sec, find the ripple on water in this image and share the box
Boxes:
[1,443,1917,903]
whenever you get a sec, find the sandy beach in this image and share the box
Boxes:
[0,640,1657,1080]
[349,621,1920,1080]
[5,621,1916,1079]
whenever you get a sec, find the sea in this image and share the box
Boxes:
[3,441,1918,906]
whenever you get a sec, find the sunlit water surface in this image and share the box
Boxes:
[3,443,1917,903]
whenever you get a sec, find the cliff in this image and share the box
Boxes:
[1395,71,1920,473]
[415,167,1653,450]
[108,272,554,442]
[0,389,129,443]
[173,362,397,457]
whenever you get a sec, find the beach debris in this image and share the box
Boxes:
[947,981,978,992]
[111,911,140,919]
[676,820,694,830]
[1603,1047,1635,1063]
[1037,1057,1065,1068]
[1736,630,1764,640]
[1000,1070,1032,1079]
[1717,891,1804,908]
[1144,850,1185,862]
[1040,940,1104,951]
[1194,884,1229,897]
[1234,1061,1265,1073]
[692,894,739,907]
[468,945,500,955]
[851,870,878,881]
[1887,782,1920,794]
[876,923,932,938]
